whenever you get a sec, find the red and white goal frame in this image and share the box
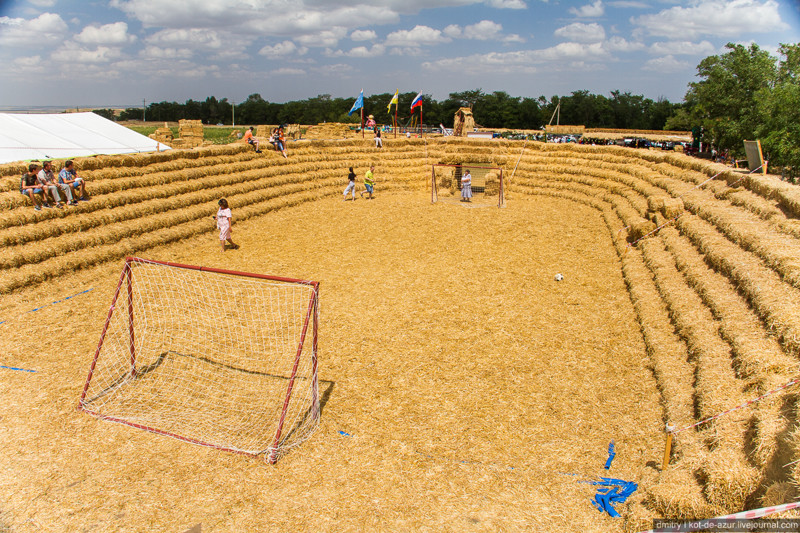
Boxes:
[78,257,320,464]
[431,163,505,208]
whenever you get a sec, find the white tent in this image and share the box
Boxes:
[0,112,171,164]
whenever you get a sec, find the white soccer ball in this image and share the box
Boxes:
[554,273,564,281]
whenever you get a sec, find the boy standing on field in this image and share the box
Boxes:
[361,165,375,199]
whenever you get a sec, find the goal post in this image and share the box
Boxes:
[78,257,320,464]
[431,163,505,207]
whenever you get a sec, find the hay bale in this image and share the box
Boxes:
[701,449,761,510]
[647,196,666,214]
[484,170,500,195]
[662,197,684,218]
[762,482,796,506]
[628,219,656,242]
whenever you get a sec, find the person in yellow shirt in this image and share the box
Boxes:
[360,165,375,199]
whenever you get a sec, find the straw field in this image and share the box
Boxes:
[2,136,800,531]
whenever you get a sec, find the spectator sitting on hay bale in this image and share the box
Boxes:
[58,160,88,202]
[20,163,47,211]
[243,127,261,153]
[38,160,71,208]
[276,126,288,158]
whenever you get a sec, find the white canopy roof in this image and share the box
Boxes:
[0,112,170,164]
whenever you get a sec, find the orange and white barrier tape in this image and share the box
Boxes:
[670,377,800,435]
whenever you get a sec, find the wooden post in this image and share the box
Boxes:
[662,424,675,471]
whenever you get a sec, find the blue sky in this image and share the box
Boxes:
[0,0,798,108]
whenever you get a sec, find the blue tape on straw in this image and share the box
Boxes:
[0,365,36,373]
[1,288,93,326]
[605,440,616,470]
[27,288,93,313]
[584,477,637,518]
[338,430,352,437]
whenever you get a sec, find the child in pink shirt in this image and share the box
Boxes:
[213,198,238,251]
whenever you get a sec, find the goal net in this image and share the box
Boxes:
[431,163,505,207]
[78,257,320,463]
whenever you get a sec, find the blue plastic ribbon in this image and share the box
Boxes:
[0,365,36,373]
[585,477,637,517]
[605,440,616,469]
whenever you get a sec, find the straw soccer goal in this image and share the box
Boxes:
[431,163,505,207]
[78,257,320,463]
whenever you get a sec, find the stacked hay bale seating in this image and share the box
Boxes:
[303,122,360,139]
[148,123,174,145]
[169,119,205,149]
[3,136,800,530]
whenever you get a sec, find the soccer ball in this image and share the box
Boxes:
[554,273,564,281]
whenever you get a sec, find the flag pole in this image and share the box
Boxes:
[420,103,423,137]
[361,107,364,139]
[394,104,398,139]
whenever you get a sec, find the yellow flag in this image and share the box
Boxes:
[387,89,399,113]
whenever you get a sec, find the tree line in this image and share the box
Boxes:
[97,42,798,174]
[106,89,680,132]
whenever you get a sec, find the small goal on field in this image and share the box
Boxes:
[431,163,505,207]
[78,257,320,463]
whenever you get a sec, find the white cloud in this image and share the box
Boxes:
[554,22,606,43]
[111,57,219,79]
[604,36,644,52]
[569,0,604,18]
[649,40,716,56]
[312,63,354,75]
[350,29,377,41]
[258,41,308,58]
[11,55,46,74]
[642,55,691,72]
[270,67,306,75]
[139,45,193,59]
[485,0,526,8]
[295,28,348,47]
[385,25,451,47]
[75,22,136,45]
[439,20,521,42]
[389,46,425,56]
[631,0,788,39]
[444,24,462,38]
[146,28,223,50]
[608,1,648,7]
[0,13,67,47]
[326,44,386,57]
[51,43,123,63]
[463,20,503,40]
[421,41,613,74]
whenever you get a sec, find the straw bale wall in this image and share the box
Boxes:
[3,137,800,530]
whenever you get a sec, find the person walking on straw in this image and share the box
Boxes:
[344,167,357,201]
[213,198,238,251]
[361,165,376,199]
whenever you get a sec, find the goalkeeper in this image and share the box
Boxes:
[360,165,376,199]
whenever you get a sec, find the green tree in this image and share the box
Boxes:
[685,42,776,150]
[92,109,117,121]
[755,43,800,177]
